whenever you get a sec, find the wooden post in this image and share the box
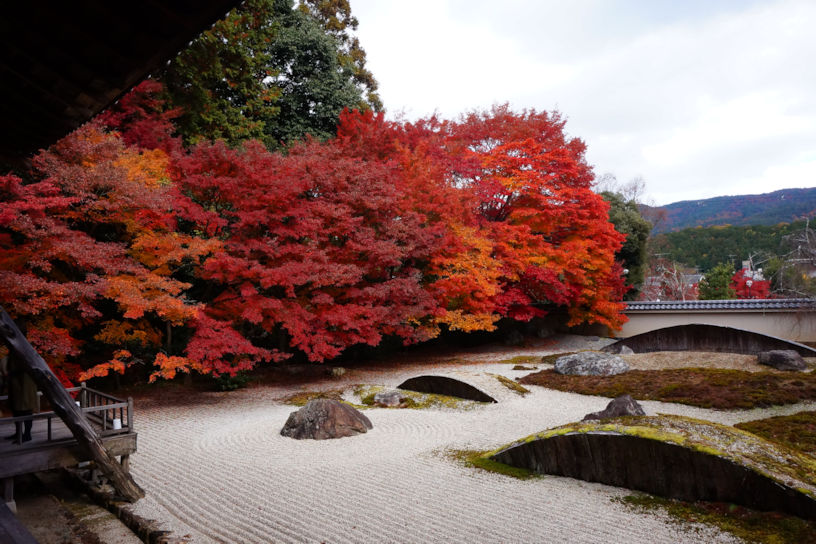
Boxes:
[127,397,134,431]
[2,477,13,513]
[0,307,144,502]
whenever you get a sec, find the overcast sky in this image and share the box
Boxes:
[351,0,816,205]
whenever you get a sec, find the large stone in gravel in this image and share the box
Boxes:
[554,352,629,376]
[373,390,405,407]
[757,350,807,371]
[582,394,645,421]
[280,399,372,440]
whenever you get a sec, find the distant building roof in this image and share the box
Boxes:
[625,299,816,312]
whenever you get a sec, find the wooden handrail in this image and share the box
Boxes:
[1,308,143,500]
[1,398,134,441]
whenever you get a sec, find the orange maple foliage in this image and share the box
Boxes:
[2,124,206,380]
[5,100,628,383]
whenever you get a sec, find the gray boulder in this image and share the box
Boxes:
[757,350,807,371]
[554,351,629,376]
[281,399,372,440]
[583,394,645,421]
[373,390,405,407]
[603,343,635,355]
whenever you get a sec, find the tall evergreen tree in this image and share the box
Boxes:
[159,0,375,148]
[263,2,364,146]
[298,0,383,110]
[602,191,651,299]
[160,0,280,146]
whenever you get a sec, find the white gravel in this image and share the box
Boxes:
[126,336,801,543]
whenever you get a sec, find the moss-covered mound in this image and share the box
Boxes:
[355,385,487,410]
[496,355,541,366]
[491,374,530,396]
[281,389,346,406]
[518,367,816,409]
[488,415,816,520]
[736,411,816,458]
[617,494,816,544]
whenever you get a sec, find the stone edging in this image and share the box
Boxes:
[63,467,188,544]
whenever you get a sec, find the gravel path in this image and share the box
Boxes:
[127,336,807,543]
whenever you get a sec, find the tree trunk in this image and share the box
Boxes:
[0,307,143,502]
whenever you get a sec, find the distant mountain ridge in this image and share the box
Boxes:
[645,187,816,233]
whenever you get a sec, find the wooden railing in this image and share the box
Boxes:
[0,382,133,442]
[74,382,134,435]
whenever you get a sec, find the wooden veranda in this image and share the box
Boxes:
[0,383,137,513]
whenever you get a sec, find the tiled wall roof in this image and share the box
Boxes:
[625,298,816,312]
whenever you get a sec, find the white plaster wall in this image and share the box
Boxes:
[619,311,816,343]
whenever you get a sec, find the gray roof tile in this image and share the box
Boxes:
[625,299,816,312]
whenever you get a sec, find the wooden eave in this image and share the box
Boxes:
[0,0,242,163]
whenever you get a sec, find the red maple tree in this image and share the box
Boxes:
[3,95,628,381]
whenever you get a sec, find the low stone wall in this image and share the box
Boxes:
[491,418,816,520]
[604,324,816,356]
[398,375,497,403]
[620,302,816,343]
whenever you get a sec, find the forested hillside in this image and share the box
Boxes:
[648,221,808,272]
[645,188,816,233]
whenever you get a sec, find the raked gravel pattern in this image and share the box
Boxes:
[127,340,806,544]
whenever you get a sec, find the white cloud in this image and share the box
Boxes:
[352,0,816,205]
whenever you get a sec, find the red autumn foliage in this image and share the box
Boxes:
[438,106,626,329]
[4,85,626,381]
[172,136,439,368]
[0,124,205,379]
[97,80,183,155]
[731,268,771,299]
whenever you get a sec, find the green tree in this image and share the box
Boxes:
[698,262,736,300]
[602,191,651,300]
[298,0,382,110]
[159,0,373,148]
[160,0,281,146]
[263,2,365,146]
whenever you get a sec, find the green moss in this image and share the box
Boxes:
[354,384,485,410]
[491,374,530,396]
[496,355,540,365]
[281,389,366,409]
[282,390,343,406]
[489,415,816,497]
[354,384,381,406]
[512,365,537,371]
[507,420,689,450]
[538,352,577,365]
[736,411,816,458]
[448,449,538,480]
[519,367,816,410]
[616,493,816,544]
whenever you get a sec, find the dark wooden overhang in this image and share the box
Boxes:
[0,1,241,163]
